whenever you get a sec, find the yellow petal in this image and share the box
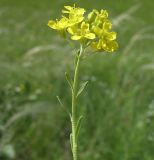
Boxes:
[85,33,96,39]
[106,32,117,41]
[67,26,77,35]
[81,22,89,33]
[48,20,56,29]
[64,6,73,11]
[71,35,82,40]
[103,41,119,52]
[101,40,107,48]
[58,17,69,28]
[92,26,102,37]
[97,39,103,50]
[81,21,86,29]
[100,10,108,19]
[62,10,70,14]
[103,21,112,31]
[75,8,86,15]
[93,9,99,15]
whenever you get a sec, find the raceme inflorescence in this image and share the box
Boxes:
[48,4,118,160]
[48,5,118,52]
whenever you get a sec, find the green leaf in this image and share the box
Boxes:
[65,72,73,90]
[70,133,73,153]
[75,116,83,141]
[76,81,88,97]
[56,96,70,116]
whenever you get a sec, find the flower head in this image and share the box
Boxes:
[91,19,118,52]
[48,5,118,53]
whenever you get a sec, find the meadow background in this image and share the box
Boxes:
[0,0,154,159]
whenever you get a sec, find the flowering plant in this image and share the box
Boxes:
[48,4,118,160]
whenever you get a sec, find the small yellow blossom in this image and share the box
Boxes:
[62,5,85,25]
[48,17,69,31]
[91,39,118,52]
[89,9,108,27]
[48,5,85,35]
[98,10,108,20]
[67,22,96,40]
[62,5,85,16]
[91,19,118,52]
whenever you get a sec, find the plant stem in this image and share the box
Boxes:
[71,44,83,160]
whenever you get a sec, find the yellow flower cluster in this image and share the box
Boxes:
[48,5,118,52]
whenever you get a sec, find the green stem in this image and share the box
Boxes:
[71,44,83,160]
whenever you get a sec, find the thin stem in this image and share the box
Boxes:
[71,44,83,160]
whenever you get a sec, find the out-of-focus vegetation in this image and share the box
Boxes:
[0,0,154,160]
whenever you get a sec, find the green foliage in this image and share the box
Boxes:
[75,116,83,142]
[65,72,73,91]
[0,0,154,160]
[77,81,88,98]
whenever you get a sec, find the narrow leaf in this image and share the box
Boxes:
[70,133,73,153]
[76,81,88,97]
[56,96,70,116]
[65,72,73,90]
[75,116,83,141]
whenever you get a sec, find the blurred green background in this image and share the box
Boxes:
[0,0,154,159]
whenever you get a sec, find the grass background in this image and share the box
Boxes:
[0,0,154,159]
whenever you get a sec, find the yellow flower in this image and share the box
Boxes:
[89,9,108,27]
[92,20,112,36]
[104,40,118,52]
[48,17,69,31]
[62,5,85,25]
[102,21,117,41]
[91,19,118,52]
[98,9,108,20]
[67,22,96,40]
[48,5,85,33]
[62,5,85,16]
[91,38,118,52]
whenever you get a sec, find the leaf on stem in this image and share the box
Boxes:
[76,81,88,97]
[75,116,83,141]
[56,96,71,116]
[65,72,73,90]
